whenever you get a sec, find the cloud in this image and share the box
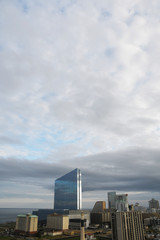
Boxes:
[0,136,23,145]
[1,146,160,194]
[0,0,160,207]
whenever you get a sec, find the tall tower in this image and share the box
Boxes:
[54,168,82,210]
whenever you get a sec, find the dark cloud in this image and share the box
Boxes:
[1,146,160,193]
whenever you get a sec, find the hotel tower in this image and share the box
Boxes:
[54,168,82,210]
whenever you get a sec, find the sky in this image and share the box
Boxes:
[0,0,160,209]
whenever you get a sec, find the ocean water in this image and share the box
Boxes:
[0,208,38,224]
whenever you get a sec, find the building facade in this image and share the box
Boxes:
[47,214,69,230]
[91,201,111,225]
[68,210,90,229]
[108,192,116,209]
[111,211,145,240]
[108,192,129,212]
[92,201,106,213]
[116,194,129,212]
[15,214,38,234]
[54,168,82,210]
[91,211,111,225]
[149,198,159,210]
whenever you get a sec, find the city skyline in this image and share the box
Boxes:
[1,0,160,208]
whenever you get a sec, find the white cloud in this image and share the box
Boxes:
[0,0,160,207]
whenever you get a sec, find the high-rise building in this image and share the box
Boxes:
[111,211,145,240]
[108,192,116,209]
[116,194,129,212]
[15,213,38,234]
[54,168,82,210]
[108,192,129,212]
[149,198,159,209]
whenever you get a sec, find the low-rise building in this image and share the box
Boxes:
[144,217,160,230]
[68,210,90,229]
[43,230,63,236]
[47,213,69,230]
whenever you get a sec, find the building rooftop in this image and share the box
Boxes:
[17,214,38,218]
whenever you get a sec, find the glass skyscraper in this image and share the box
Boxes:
[108,192,116,209]
[54,168,82,210]
[108,192,129,212]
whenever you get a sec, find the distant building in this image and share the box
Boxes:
[108,192,129,212]
[47,214,69,230]
[144,218,151,226]
[144,217,160,227]
[15,213,38,234]
[116,194,129,212]
[111,211,145,240]
[134,203,147,212]
[149,198,159,210]
[54,168,82,210]
[108,192,116,209]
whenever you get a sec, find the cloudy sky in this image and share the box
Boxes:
[1,0,160,209]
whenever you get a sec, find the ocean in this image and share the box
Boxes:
[0,208,38,224]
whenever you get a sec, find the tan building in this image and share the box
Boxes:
[92,201,106,213]
[91,201,110,225]
[15,213,38,234]
[111,211,145,240]
[47,213,69,230]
